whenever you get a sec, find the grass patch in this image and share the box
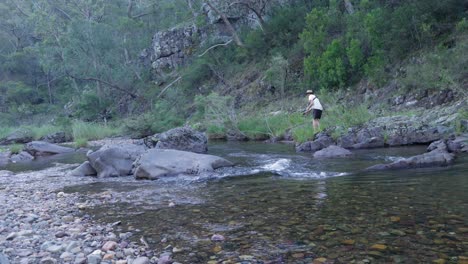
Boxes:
[74,138,88,148]
[72,120,122,142]
[0,127,14,140]
[28,125,63,140]
[9,144,24,154]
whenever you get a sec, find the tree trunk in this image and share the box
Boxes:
[344,0,355,14]
[127,0,135,18]
[205,1,244,47]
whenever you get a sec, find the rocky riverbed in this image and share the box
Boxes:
[0,164,179,264]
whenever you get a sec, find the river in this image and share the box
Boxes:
[57,142,468,264]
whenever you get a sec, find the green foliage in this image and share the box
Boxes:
[28,125,63,140]
[400,34,468,95]
[74,90,112,121]
[317,39,347,89]
[265,54,289,100]
[292,125,315,143]
[8,144,24,154]
[123,100,185,138]
[0,127,14,141]
[74,138,89,148]
[301,0,467,89]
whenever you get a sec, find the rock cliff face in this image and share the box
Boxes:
[143,0,289,78]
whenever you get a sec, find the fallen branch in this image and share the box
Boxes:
[157,76,182,98]
[198,40,233,57]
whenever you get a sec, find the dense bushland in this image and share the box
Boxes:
[0,0,466,142]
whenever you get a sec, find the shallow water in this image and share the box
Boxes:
[63,142,467,263]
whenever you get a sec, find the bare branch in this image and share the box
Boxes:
[198,39,233,57]
[68,74,139,99]
[157,76,182,98]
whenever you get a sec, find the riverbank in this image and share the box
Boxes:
[0,164,174,264]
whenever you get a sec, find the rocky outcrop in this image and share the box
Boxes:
[365,140,456,171]
[87,144,146,178]
[134,149,233,180]
[146,127,208,153]
[0,130,32,145]
[313,145,352,158]
[296,133,334,152]
[149,26,198,76]
[25,141,74,156]
[146,0,290,77]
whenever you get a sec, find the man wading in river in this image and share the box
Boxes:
[303,90,323,132]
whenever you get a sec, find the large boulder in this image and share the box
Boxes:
[87,144,146,178]
[134,149,233,180]
[313,145,352,158]
[25,141,74,156]
[68,161,97,177]
[10,151,34,163]
[296,133,334,152]
[148,127,208,153]
[0,130,32,145]
[40,132,72,144]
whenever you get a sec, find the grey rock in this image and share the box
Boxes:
[134,149,233,180]
[149,127,208,153]
[6,232,17,240]
[68,161,97,177]
[66,241,79,252]
[25,141,74,156]
[351,136,385,149]
[40,257,57,264]
[46,245,63,253]
[87,144,146,178]
[133,257,150,264]
[427,139,448,152]
[16,249,33,257]
[313,145,353,158]
[296,133,334,152]
[0,170,13,177]
[10,151,34,163]
[0,253,10,264]
[157,253,172,264]
[366,149,455,171]
[87,254,101,264]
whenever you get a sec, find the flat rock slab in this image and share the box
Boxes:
[25,141,74,156]
[134,149,233,180]
[313,145,353,158]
